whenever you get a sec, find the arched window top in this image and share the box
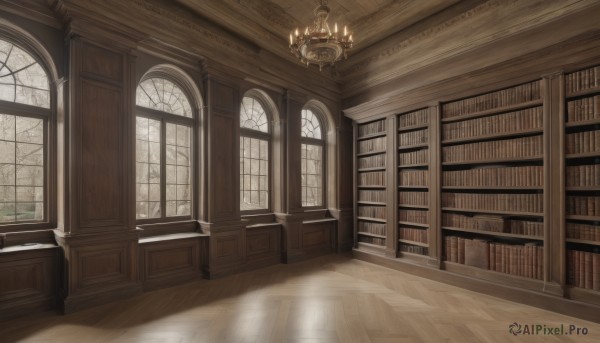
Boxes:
[136,77,192,117]
[240,96,269,133]
[0,38,50,109]
[301,108,322,139]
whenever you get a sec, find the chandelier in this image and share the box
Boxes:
[289,0,353,71]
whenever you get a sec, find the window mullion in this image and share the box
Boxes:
[160,117,166,219]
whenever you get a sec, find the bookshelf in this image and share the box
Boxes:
[397,108,431,259]
[440,80,546,281]
[564,65,600,294]
[355,119,388,252]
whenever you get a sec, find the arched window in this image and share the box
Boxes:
[300,108,324,207]
[239,95,271,212]
[135,77,194,220]
[0,38,50,224]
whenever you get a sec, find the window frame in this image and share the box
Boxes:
[239,95,272,215]
[300,108,326,209]
[135,78,197,225]
[0,37,54,233]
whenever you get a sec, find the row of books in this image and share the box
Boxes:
[358,235,385,246]
[358,190,386,203]
[566,66,600,95]
[357,171,385,187]
[398,129,428,146]
[442,193,543,213]
[358,154,385,169]
[566,196,600,217]
[566,164,600,187]
[399,170,428,187]
[567,95,600,123]
[357,205,386,220]
[442,165,543,187]
[443,135,543,162]
[399,227,428,244]
[358,120,386,137]
[358,136,386,154]
[567,223,600,242]
[399,244,428,255]
[567,250,600,291]
[357,221,386,237]
[565,130,600,155]
[442,106,542,141]
[399,191,429,207]
[445,236,543,280]
[399,209,429,225]
[399,149,428,165]
[398,109,429,128]
[442,213,544,237]
[442,81,541,119]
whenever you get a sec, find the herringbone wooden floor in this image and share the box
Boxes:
[1,254,599,343]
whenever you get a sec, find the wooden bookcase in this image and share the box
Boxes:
[563,66,600,297]
[397,109,432,261]
[352,64,600,313]
[354,119,388,254]
[439,80,547,287]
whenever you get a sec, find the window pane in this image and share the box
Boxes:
[136,117,161,219]
[0,113,45,223]
[0,39,50,108]
[135,78,192,117]
[301,109,322,139]
[240,96,269,132]
[240,136,269,211]
[301,143,323,207]
[166,123,192,217]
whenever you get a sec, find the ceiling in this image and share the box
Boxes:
[175,0,461,62]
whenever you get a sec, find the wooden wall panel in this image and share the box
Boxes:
[246,225,281,269]
[285,94,305,212]
[79,80,123,227]
[302,222,333,250]
[140,238,202,290]
[211,114,237,220]
[76,245,127,289]
[81,43,123,82]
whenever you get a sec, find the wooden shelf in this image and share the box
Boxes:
[356,241,386,254]
[356,150,387,157]
[357,185,386,189]
[565,238,600,246]
[357,131,386,141]
[358,232,386,239]
[443,261,544,292]
[566,86,600,98]
[398,142,428,151]
[398,123,429,133]
[398,185,428,189]
[442,127,543,145]
[566,215,600,222]
[357,216,387,223]
[442,155,543,166]
[398,221,429,228]
[357,201,386,206]
[398,163,428,169]
[398,239,429,247]
[565,151,600,159]
[565,118,600,128]
[442,186,543,190]
[441,99,543,123]
[442,207,543,217]
[399,204,429,210]
[357,167,386,172]
[442,226,543,240]
[566,285,600,304]
[565,186,600,191]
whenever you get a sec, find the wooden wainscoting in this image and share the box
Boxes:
[0,245,59,320]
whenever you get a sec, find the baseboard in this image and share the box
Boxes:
[62,282,143,314]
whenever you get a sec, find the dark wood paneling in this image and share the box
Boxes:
[0,248,58,320]
[81,43,123,82]
[246,226,280,258]
[211,80,237,113]
[211,114,237,220]
[140,238,201,290]
[302,222,332,249]
[77,246,126,288]
[79,79,124,227]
